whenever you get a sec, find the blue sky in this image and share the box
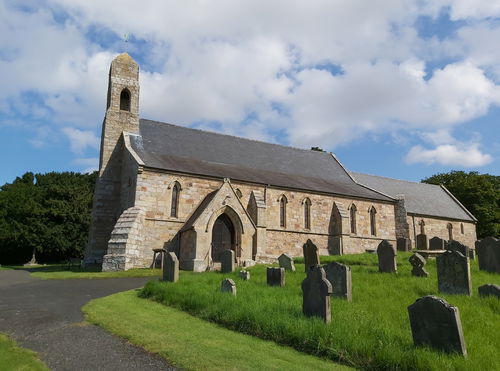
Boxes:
[1,0,499,186]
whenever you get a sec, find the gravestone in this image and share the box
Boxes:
[397,237,411,252]
[220,278,236,295]
[303,239,320,272]
[278,253,296,272]
[429,237,445,251]
[409,253,429,277]
[324,262,352,301]
[468,249,475,260]
[478,284,500,299]
[221,249,235,273]
[408,296,467,356]
[416,234,428,250]
[446,240,470,258]
[239,270,250,280]
[436,250,471,296]
[377,240,397,273]
[267,267,285,287]
[301,265,332,323]
[162,252,179,282]
[475,237,500,273]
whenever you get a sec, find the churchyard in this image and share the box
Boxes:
[140,244,500,370]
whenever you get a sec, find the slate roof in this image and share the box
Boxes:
[129,119,393,202]
[350,172,476,222]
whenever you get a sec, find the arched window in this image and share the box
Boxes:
[350,204,357,234]
[303,198,311,230]
[447,223,453,240]
[279,195,287,228]
[369,206,377,236]
[120,88,131,111]
[460,223,464,234]
[419,219,425,235]
[235,188,243,199]
[170,182,180,218]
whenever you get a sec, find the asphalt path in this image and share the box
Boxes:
[0,269,176,370]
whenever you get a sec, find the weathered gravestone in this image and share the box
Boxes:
[324,262,352,301]
[416,234,428,250]
[429,236,445,251]
[220,249,235,273]
[409,253,429,277]
[301,265,332,323]
[278,253,296,272]
[303,239,320,272]
[220,278,236,295]
[162,252,179,282]
[436,250,471,296]
[446,240,470,258]
[478,284,500,299]
[475,237,500,273]
[239,270,250,280]
[377,240,397,273]
[408,296,467,356]
[397,237,411,252]
[267,267,285,287]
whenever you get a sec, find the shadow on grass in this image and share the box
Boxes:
[3,264,101,273]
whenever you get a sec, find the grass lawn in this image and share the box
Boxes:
[83,290,351,370]
[141,252,500,370]
[0,333,48,371]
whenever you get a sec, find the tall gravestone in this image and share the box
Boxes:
[221,249,235,273]
[324,262,352,301]
[278,253,296,272]
[478,284,500,298]
[409,253,429,277]
[267,267,285,287]
[303,239,320,272]
[436,250,471,296]
[429,237,445,250]
[220,278,236,295]
[475,237,500,273]
[397,237,411,252]
[162,252,179,282]
[447,240,470,258]
[408,296,467,356]
[301,265,332,323]
[416,234,428,250]
[377,240,397,273]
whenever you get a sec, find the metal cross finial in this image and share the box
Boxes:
[123,33,129,52]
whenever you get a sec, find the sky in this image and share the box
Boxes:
[1,0,499,186]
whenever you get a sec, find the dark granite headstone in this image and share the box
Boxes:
[478,284,500,298]
[429,237,445,251]
[409,253,429,277]
[446,240,470,258]
[221,278,236,295]
[408,296,467,356]
[324,262,352,301]
[302,239,320,272]
[377,240,397,273]
[397,237,411,252]
[475,237,500,273]
[301,265,332,323]
[239,270,250,280]
[162,251,179,282]
[436,250,471,296]
[416,234,428,250]
[267,267,285,287]
[278,253,296,272]
[220,249,235,273]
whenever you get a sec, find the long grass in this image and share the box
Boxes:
[140,252,500,370]
[0,333,48,371]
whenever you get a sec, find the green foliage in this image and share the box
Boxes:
[0,171,97,264]
[140,254,500,370]
[422,171,500,238]
[0,333,48,371]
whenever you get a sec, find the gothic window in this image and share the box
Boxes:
[349,204,357,234]
[369,206,377,236]
[447,223,453,240]
[235,188,243,199]
[461,223,464,234]
[303,198,311,230]
[170,182,180,218]
[419,219,425,235]
[120,88,131,111]
[279,195,287,228]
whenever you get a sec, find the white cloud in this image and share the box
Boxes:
[62,127,99,155]
[405,144,493,167]
[73,157,99,173]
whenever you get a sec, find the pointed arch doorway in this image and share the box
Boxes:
[211,213,235,262]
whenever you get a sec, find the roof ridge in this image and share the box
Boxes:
[140,118,332,157]
[350,171,441,188]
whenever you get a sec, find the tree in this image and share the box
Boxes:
[422,171,500,238]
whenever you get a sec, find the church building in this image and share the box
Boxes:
[84,53,477,271]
